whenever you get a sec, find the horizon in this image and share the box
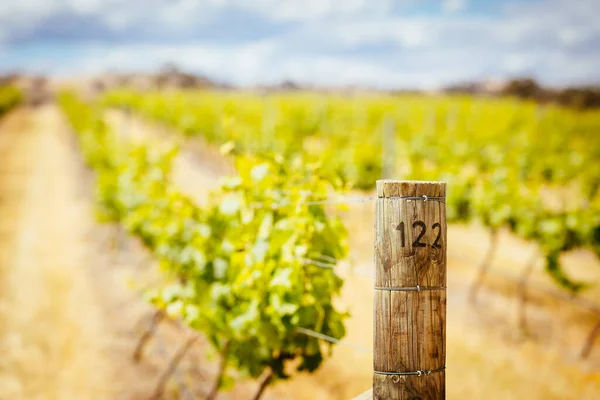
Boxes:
[1,0,600,89]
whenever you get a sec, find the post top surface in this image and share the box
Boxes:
[376,180,446,198]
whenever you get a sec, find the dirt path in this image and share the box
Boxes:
[0,105,111,399]
[0,105,166,400]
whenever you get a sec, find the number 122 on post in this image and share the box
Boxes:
[395,221,442,249]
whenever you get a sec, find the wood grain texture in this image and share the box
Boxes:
[373,180,447,400]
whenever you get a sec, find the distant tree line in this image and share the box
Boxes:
[501,78,600,109]
[0,74,52,106]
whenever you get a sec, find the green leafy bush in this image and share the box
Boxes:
[60,91,349,393]
[0,86,23,117]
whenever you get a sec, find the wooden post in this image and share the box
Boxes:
[373,180,446,400]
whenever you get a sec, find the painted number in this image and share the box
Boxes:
[412,221,427,247]
[432,222,442,249]
[397,221,405,247]
[395,220,442,248]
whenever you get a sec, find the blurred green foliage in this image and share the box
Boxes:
[59,91,349,390]
[103,89,600,293]
[0,86,23,117]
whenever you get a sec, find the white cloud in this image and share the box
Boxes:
[443,0,467,13]
[206,0,395,21]
[503,54,535,73]
[0,0,600,87]
[0,0,394,37]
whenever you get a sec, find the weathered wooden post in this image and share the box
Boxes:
[373,180,447,399]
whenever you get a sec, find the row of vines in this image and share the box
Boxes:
[0,85,23,118]
[103,90,600,301]
[59,91,352,399]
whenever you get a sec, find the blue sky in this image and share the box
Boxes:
[0,0,599,88]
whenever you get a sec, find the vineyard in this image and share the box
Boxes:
[59,91,350,398]
[0,86,599,399]
[103,89,600,296]
[0,86,23,117]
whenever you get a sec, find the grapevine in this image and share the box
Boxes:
[59,91,350,397]
[0,85,23,118]
[103,89,600,298]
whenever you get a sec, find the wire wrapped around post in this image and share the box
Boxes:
[373,180,447,400]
